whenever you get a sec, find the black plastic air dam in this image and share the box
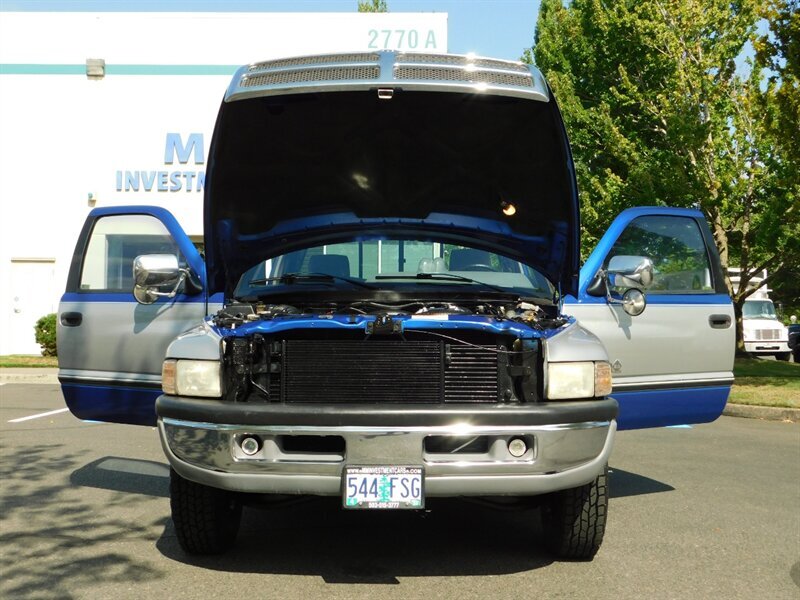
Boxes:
[156,395,618,427]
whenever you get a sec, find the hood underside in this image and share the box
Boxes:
[204,53,579,297]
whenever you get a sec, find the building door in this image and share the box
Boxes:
[9,258,57,355]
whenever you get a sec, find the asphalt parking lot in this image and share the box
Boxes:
[1,383,798,599]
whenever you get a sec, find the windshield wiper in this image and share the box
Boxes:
[374,272,510,295]
[249,272,376,289]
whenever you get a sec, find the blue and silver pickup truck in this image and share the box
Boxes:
[57,52,735,559]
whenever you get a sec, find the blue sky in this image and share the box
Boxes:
[0,0,543,61]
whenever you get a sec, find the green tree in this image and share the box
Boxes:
[526,0,800,350]
[35,313,57,357]
[755,0,800,308]
[358,0,388,12]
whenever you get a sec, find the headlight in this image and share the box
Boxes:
[162,359,222,397]
[547,361,612,400]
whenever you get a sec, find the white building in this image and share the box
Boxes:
[0,10,448,354]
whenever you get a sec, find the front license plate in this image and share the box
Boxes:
[343,466,424,509]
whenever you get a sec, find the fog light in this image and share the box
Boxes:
[508,437,528,458]
[240,436,260,456]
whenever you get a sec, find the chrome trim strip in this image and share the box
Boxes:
[612,377,734,392]
[58,369,161,386]
[161,417,611,435]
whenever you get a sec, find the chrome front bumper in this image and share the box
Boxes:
[158,416,616,497]
[744,341,790,354]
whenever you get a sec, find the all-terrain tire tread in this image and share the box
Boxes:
[170,468,242,555]
[544,466,608,560]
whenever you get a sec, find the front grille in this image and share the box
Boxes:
[279,339,498,403]
[754,329,782,341]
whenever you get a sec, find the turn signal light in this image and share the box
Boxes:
[594,361,613,397]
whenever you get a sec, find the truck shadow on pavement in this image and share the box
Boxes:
[147,465,674,582]
[70,456,170,498]
[1,453,675,589]
[157,496,555,582]
[609,467,675,498]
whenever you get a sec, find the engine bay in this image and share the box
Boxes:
[209,296,563,406]
[212,297,567,330]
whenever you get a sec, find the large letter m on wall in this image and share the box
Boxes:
[164,133,205,164]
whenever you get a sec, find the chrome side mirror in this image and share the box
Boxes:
[607,255,654,289]
[133,254,189,305]
[620,288,646,316]
[589,255,654,317]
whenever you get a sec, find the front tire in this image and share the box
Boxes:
[542,465,608,560]
[170,468,242,555]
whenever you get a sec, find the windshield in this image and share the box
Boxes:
[234,238,554,300]
[743,300,778,320]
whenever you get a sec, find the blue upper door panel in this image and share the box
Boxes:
[565,207,735,429]
[58,206,208,426]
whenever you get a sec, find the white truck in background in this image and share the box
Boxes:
[729,268,791,361]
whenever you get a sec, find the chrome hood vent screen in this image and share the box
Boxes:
[248,53,381,72]
[396,52,531,73]
[227,51,549,102]
[393,65,532,88]
[242,66,380,88]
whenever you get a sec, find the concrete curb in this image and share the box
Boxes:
[723,403,799,422]
[0,368,59,385]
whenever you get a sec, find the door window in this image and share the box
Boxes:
[605,215,714,294]
[79,215,181,292]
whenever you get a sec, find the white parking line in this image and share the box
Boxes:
[8,407,69,423]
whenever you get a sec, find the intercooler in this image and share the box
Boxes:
[276,339,501,403]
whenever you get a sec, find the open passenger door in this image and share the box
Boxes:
[565,207,735,429]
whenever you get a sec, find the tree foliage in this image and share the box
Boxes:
[754,0,800,312]
[526,0,800,348]
[35,313,57,357]
[358,0,388,12]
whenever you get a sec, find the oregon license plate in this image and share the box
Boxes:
[343,466,424,509]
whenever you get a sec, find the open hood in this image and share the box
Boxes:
[204,52,579,298]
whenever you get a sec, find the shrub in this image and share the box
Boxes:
[35,313,57,357]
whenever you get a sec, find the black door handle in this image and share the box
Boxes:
[709,314,731,329]
[61,312,83,327]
